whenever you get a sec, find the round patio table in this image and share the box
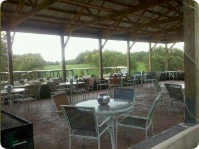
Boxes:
[75,99,134,149]
[1,88,25,95]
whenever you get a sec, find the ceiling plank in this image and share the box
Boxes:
[10,0,60,27]
[64,0,179,32]
[103,15,182,37]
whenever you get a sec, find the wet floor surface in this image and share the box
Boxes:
[2,81,184,149]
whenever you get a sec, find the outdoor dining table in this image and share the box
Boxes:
[59,81,85,102]
[75,98,134,149]
[1,88,25,112]
[1,88,25,95]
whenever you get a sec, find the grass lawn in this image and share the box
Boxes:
[44,64,99,77]
[44,62,147,77]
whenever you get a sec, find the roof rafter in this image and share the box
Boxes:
[103,15,182,37]
[10,0,60,27]
[64,0,179,33]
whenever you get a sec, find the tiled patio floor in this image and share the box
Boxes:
[2,81,184,149]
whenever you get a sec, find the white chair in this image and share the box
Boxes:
[116,94,161,148]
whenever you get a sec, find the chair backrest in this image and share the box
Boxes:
[52,92,69,117]
[147,94,161,120]
[113,87,135,101]
[88,77,96,87]
[47,81,56,92]
[109,75,121,85]
[146,72,156,79]
[53,78,63,85]
[152,80,161,93]
[24,84,40,97]
[61,105,97,132]
[164,84,184,99]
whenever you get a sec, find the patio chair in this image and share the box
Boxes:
[61,105,114,149]
[143,72,156,86]
[164,84,185,114]
[113,87,135,119]
[87,77,96,97]
[51,92,70,141]
[113,87,135,101]
[152,80,163,100]
[96,77,109,90]
[109,75,121,96]
[47,81,64,96]
[116,94,161,144]
[73,80,87,102]
[15,84,41,110]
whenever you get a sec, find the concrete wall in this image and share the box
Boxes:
[152,124,199,149]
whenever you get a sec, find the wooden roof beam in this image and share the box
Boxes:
[10,0,60,27]
[103,15,182,36]
[64,0,179,32]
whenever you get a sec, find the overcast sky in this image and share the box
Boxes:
[12,32,184,62]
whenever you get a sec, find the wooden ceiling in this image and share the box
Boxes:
[1,0,183,43]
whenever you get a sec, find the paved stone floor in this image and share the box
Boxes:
[2,81,184,149]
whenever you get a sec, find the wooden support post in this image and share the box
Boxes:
[127,41,135,77]
[184,0,199,123]
[60,35,68,82]
[6,31,14,85]
[99,38,103,79]
[127,41,131,77]
[165,42,168,71]
[148,42,152,71]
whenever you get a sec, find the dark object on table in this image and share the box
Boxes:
[97,93,110,105]
[1,110,34,149]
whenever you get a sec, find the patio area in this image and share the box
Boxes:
[2,81,184,149]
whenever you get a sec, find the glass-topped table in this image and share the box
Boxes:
[75,99,134,115]
[1,88,25,95]
[76,99,134,149]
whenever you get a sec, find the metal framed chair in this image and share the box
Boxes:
[143,72,156,86]
[116,94,161,144]
[96,77,109,90]
[113,87,135,101]
[73,80,87,102]
[109,75,121,96]
[164,83,185,114]
[87,77,96,97]
[15,84,41,110]
[61,105,114,149]
[152,79,163,100]
[47,81,63,96]
[52,92,70,141]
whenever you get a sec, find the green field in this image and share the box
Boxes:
[44,62,147,77]
[44,64,99,77]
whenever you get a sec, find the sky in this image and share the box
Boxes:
[12,32,184,62]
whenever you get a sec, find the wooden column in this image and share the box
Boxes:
[60,35,66,82]
[6,31,14,85]
[184,0,199,123]
[148,42,152,71]
[165,42,168,71]
[127,41,131,77]
[99,38,103,79]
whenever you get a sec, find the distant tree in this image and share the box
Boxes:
[13,53,45,71]
[142,46,184,71]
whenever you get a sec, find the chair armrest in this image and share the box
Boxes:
[98,116,112,127]
[121,114,148,120]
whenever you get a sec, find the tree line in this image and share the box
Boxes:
[1,33,184,72]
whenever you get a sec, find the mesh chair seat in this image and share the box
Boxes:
[119,116,148,129]
[73,125,108,137]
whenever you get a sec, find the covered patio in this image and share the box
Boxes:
[1,0,199,149]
